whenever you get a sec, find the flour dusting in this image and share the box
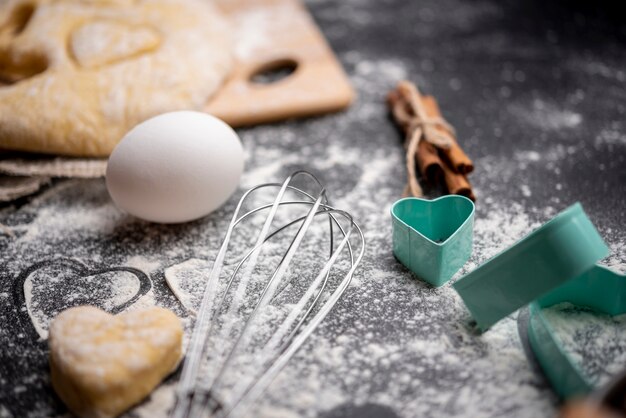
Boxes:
[508,99,582,131]
[542,303,626,387]
[0,0,624,416]
[25,266,146,340]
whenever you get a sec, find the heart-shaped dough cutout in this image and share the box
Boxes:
[164,258,213,314]
[49,306,182,418]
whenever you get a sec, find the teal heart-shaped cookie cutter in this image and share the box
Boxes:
[453,203,610,331]
[391,195,475,287]
[528,264,626,399]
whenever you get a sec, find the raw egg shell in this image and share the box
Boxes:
[106,111,244,223]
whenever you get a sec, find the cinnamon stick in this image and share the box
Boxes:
[420,94,476,200]
[387,90,411,133]
[442,167,475,201]
[388,90,445,184]
[417,141,476,201]
[387,81,476,201]
[422,96,474,175]
[416,141,443,183]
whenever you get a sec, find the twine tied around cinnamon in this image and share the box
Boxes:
[388,81,475,200]
[392,81,455,197]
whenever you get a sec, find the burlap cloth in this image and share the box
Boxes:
[0,151,107,202]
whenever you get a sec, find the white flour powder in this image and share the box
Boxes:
[542,301,626,388]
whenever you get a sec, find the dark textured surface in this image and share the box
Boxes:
[1,1,625,417]
[314,0,626,228]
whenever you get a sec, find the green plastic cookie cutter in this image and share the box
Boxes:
[528,264,626,399]
[391,195,475,287]
[453,203,609,330]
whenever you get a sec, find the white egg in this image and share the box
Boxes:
[106,111,244,223]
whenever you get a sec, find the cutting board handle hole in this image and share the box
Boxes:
[250,58,298,85]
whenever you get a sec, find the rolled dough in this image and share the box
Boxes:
[0,0,233,157]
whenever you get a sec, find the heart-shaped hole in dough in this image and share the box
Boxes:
[69,20,162,69]
[1,2,35,35]
[0,2,46,85]
[0,49,48,85]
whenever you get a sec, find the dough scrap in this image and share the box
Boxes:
[0,0,233,157]
[48,306,183,418]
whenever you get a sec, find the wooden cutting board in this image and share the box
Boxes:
[206,0,354,127]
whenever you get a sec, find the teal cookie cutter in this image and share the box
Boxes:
[391,195,475,287]
[453,202,609,330]
[528,264,626,399]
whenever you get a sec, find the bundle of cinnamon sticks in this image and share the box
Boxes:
[387,81,475,201]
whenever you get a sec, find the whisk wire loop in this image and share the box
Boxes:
[171,171,365,418]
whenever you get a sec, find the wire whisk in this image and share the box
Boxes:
[171,171,365,418]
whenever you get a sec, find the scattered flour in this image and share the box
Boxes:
[230,5,286,60]
[509,99,582,131]
[595,128,626,147]
[542,303,626,387]
[125,256,163,275]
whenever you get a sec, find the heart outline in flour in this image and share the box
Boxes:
[12,258,152,341]
[390,195,475,287]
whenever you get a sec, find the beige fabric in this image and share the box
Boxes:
[0,175,49,201]
[0,157,107,177]
[0,0,233,157]
[49,306,183,418]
